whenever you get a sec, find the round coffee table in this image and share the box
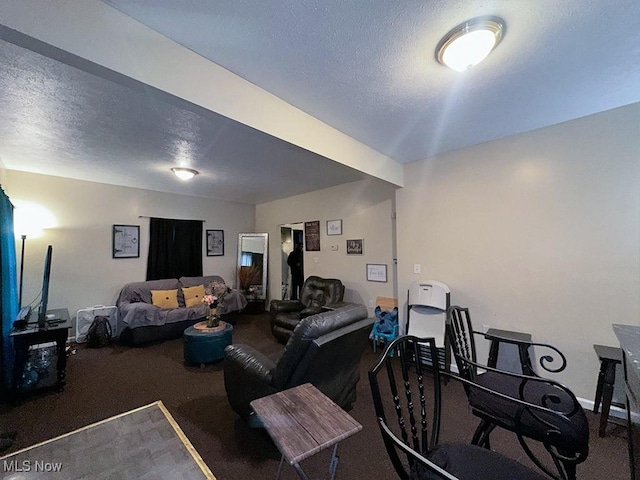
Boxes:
[183,321,233,367]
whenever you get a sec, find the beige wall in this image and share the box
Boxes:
[5,171,254,329]
[256,178,398,315]
[4,104,638,402]
[396,103,640,399]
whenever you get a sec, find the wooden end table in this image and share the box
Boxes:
[250,383,362,480]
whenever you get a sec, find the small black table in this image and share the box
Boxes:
[593,344,625,437]
[244,298,265,315]
[10,308,71,401]
[484,328,535,376]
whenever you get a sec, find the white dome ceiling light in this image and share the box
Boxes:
[436,17,505,72]
[171,167,199,180]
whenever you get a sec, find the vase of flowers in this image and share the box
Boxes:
[202,294,220,327]
[202,281,232,328]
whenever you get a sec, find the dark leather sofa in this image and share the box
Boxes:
[269,275,345,343]
[223,303,372,419]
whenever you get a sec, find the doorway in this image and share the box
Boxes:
[280,223,304,299]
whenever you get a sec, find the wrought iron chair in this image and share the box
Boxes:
[369,335,549,480]
[446,305,589,480]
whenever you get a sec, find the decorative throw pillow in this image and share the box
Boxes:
[150,289,179,309]
[182,284,206,308]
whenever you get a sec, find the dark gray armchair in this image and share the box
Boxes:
[269,275,345,343]
[223,303,371,419]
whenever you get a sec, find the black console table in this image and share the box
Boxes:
[10,308,71,401]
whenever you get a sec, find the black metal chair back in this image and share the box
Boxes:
[369,336,442,478]
[446,305,479,380]
[369,335,550,480]
[445,305,589,480]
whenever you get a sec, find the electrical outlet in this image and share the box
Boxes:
[368,299,374,308]
[313,257,319,263]
[413,263,421,274]
[331,244,339,251]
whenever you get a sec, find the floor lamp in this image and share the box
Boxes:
[18,234,26,309]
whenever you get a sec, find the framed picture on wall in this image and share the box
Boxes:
[206,229,224,256]
[304,220,321,251]
[366,263,387,282]
[326,219,342,236]
[112,225,140,258]
[346,239,363,255]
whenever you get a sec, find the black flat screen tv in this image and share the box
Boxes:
[37,245,53,328]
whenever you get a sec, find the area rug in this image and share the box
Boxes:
[0,401,215,479]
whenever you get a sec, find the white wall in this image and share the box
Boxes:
[396,103,640,399]
[5,171,254,328]
[256,178,397,315]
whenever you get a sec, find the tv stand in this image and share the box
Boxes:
[9,308,71,402]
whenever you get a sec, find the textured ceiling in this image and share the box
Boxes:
[0,36,367,204]
[1,0,639,203]
[103,0,640,163]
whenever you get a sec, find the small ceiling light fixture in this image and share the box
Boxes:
[436,16,505,72]
[171,167,199,180]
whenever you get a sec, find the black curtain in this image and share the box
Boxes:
[146,218,203,280]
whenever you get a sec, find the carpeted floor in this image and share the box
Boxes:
[0,313,631,479]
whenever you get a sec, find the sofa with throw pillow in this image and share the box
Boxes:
[117,275,247,345]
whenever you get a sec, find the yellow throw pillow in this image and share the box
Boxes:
[150,289,179,309]
[182,284,206,308]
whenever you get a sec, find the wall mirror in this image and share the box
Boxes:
[237,233,268,299]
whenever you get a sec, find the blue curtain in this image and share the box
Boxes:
[0,185,17,390]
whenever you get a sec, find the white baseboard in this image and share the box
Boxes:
[577,396,627,419]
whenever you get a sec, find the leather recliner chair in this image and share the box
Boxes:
[270,275,345,343]
[223,303,372,419]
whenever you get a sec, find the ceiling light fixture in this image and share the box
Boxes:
[171,167,199,180]
[436,16,505,72]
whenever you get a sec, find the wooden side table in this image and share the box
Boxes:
[250,383,362,480]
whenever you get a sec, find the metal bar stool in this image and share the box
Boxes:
[593,344,625,437]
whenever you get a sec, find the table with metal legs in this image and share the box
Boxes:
[250,383,362,480]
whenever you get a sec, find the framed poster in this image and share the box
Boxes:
[366,263,387,282]
[304,220,321,251]
[112,225,140,258]
[326,219,343,236]
[346,239,363,255]
[206,229,224,256]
